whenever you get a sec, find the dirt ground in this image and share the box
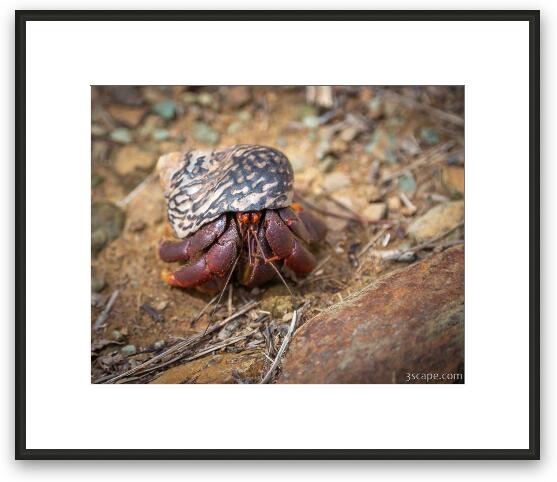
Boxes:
[91,85,464,384]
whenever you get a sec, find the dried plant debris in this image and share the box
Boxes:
[91,86,464,384]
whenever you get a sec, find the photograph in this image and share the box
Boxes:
[90,85,465,384]
[16,8,539,460]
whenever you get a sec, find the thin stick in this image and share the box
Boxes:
[204,253,241,335]
[190,294,218,326]
[380,143,451,185]
[369,239,464,261]
[251,229,293,297]
[93,290,119,330]
[100,300,258,383]
[399,192,417,213]
[322,194,366,225]
[357,226,390,259]
[404,222,464,254]
[380,90,464,127]
[298,254,332,285]
[260,308,300,384]
[116,171,157,208]
[369,223,464,261]
[137,329,258,381]
[227,284,233,318]
[294,194,395,226]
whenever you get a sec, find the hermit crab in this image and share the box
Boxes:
[157,144,327,293]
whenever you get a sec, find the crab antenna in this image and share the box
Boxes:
[203,251,241,336]
[250,226,294,298]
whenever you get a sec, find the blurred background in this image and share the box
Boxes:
[91,86,464,384]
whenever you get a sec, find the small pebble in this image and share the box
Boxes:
[192,122,220,145]
[387,195,402,211]
[152,100,176,120]
[91,229,108,254]
[362,203,387,221]
[397,171,417,194]
[91,202,126,255]
[109,127,133,144]
[227,121,243,134]
[290,157,309,172]
[153,340,165,351]
[153,300,169,311]
[238,111,252,122]
[419,127,440,145]
[151,128,170,141]
[322,172,351,192]
[303,116,320,129]
[91,277,106,293]
[120,344,137,356]
[197,92,215,107]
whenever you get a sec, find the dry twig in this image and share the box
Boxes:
[357,226,390,260]
[116,171,157,208]
[100,300,258,384]
[260,308,301,384]
[93,290,119,330]
[379,90,464,127]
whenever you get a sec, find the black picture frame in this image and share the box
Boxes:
[15,10,540,460]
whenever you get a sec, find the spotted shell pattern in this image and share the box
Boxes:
[165,145,294,239]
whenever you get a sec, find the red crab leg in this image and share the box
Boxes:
[161,221,241,289]
[264,210,317,276]
[277,207,311,243]
[158,215,227,263]
[290,205,327,243]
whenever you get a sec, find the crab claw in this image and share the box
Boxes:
[160,221,241,291]
[158,215,227,263]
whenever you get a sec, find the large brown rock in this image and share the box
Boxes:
[278,245,464,384]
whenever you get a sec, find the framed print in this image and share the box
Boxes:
[15,10,540,459]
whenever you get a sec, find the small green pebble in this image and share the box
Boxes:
[398,171,417,194]
[303,116,320,129]
[419,127,440,145]
[192,122,220,145]
[152,128,170,141]
[91,277,106,293]
[120,344,137,356]
[109,128,133,144]
[227,121,243,135]
[152,100,177,120]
